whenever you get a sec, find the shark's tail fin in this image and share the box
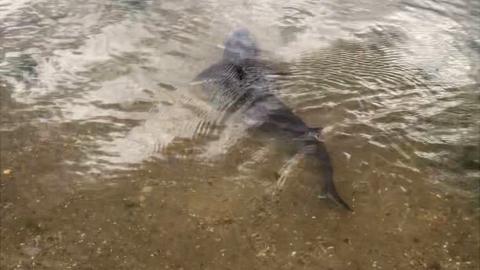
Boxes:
[321,182,353,211]
[305,141,353,211]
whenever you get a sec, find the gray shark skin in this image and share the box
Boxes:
[195,29,352,211]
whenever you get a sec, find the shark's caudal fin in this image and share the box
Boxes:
[320,184,353,211]
[305,141,353,211]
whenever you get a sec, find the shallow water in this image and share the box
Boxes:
[0,0,479,269]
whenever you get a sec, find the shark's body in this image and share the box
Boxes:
[195,29,351,210]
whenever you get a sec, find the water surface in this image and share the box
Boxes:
[1,0,479,269]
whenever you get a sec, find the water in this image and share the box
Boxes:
[0,0,479,269]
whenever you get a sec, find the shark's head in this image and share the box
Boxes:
[223,28,259,65]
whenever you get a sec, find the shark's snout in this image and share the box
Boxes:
[223,28,258,64]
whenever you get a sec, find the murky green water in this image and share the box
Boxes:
[1,0,479,269]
